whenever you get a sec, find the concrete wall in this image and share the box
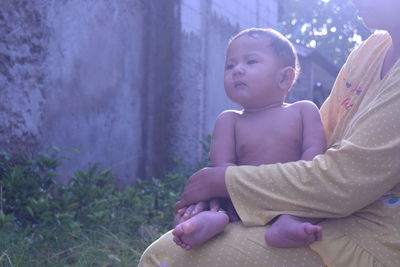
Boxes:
[0,0,47,154]
[41,0,154,183]
[1,0,277,184]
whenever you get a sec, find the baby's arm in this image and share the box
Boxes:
[298,101,327,160]
[209,111,239,220]
[179,111,238,221]
[210,110,238,167]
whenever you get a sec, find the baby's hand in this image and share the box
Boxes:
[209,198,221,212]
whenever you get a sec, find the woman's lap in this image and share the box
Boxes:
[139,222,326,267]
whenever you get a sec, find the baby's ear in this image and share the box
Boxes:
[278,67,295,92]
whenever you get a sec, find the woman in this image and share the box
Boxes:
[140,1,400,266]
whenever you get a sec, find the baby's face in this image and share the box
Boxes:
[224,35,285,110]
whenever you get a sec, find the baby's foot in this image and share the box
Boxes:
[265,215,322,248]
[172,211,229,250]
[173,213,184,226]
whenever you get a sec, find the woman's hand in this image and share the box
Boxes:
[175,166,229,210]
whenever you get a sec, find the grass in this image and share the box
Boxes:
[0,219,164,266]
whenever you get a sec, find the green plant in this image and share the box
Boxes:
[0,136,211,265]
[0,148,59,225]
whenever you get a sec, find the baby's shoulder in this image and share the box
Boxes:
[286,100,319,114]
[219,109,243,117]
[215,109,242,123]
[287,101,322,124]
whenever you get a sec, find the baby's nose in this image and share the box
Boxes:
[233,65,244,75]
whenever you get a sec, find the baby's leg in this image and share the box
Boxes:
[172,211,229,250]
[223,200,240,222]
[265,215,322,248]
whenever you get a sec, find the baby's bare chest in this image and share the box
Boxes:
[234,111,303,165]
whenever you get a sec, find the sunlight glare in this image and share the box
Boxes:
[308,40,317,48]
[350,33,363,45]
[313,25,328,36]
[300,23,311,34]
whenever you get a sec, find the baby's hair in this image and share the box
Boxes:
[229,28,300,84]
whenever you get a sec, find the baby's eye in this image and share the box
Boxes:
[225,64,234,70]
[247,59,258,64]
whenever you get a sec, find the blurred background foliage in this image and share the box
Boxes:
[278,0,372,66]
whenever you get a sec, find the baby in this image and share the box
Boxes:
[173,28,326,249]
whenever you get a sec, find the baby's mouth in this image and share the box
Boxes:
[234,81,247,88]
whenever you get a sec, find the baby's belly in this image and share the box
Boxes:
[236,142,302,165]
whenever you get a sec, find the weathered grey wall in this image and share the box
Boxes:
[41,0,149,183]
[1,0,277,184]
[40,0,181,182]
[1,0,47,154]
